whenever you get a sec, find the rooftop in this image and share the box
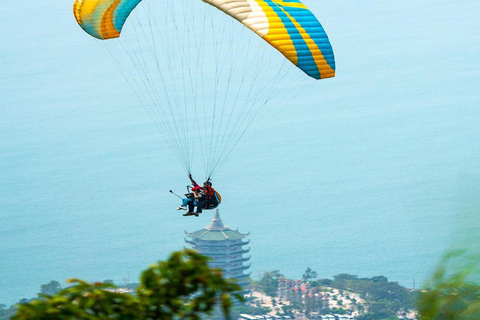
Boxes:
[185,209,249,241]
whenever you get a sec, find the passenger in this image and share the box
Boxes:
[176,192,194,211]
[183,186,205,217]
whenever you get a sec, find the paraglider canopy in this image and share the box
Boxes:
[73,0,335,80]
[72,0,336,179]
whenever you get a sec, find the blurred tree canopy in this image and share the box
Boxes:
[12,249,243,320]
[418,250,480,320]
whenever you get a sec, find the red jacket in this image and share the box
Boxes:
[191,179,215,200]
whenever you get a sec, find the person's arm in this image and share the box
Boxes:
[189,174,199,187]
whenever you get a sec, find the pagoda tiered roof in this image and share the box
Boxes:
[185,210,249,241]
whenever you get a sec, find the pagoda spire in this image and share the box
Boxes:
[206,209,227,231]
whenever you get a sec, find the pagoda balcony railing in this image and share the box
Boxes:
[209,256,250,266]
[229,255,251,263]
[230,248,250,255]
[195,243,235,248]
[192,240,249,247]
[196,252,230,257]
[195,248,250,256]
[185,240,249,249]
[225,272,252,280]
[210,256,250,266]
[209,263,250,270]
[194,245,249,251]
[194,245,249,250]
[228,264,251,272]
[228,240,250,247]
[196,249,231,255]
[182,250,251,263]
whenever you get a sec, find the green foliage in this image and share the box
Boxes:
[334,274,359,281]
[371,276,388,283]
[0,305,17,320]
[358,315,397,320]
[331,273,417,308]
[244,278,257,294]
[332,274,358,290]
[257,270,283,297]
[327,273,417,319]
[357,311,395,320]
[304,294,317,316]
[302,268,318,282]
[121,283,139,291]
[317,279,333,286]
[12,249,243,320]
[369,300,396,315]
[39,281,62,297]
[205,304,271,320]
[281,305,295,315]
[14,280,141,320]
[418,250,480,320]
[234,305,271,316]
[331,307,346,315]
[320,306,331,314]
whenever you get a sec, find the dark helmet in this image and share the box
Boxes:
[204,181,212,186]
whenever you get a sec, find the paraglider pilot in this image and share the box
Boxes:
[178,174,216,216]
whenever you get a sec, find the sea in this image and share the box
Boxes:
[1,0,480,305]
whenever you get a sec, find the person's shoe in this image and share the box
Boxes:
[195,212,199,217]
[183,212,194,216]
[177,206,187,210]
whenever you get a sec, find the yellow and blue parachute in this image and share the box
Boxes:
[73,0,336,179]
[73,0,335,80]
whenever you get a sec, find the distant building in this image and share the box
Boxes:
[185,209,251,292]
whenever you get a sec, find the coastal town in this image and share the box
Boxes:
[239,283,418,320]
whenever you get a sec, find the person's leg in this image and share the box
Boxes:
[187,201,195,213]
[196,199,206,213]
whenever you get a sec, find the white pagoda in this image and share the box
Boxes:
[185,209,251,289]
